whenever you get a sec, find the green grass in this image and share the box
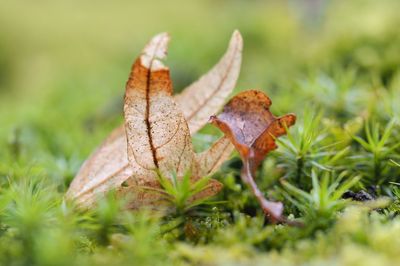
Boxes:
[1,0,400,265]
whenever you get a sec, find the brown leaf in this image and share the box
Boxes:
[67,32,241,208]
[210,90,296,222]
[123,32,195,184]
[122,32,225,208]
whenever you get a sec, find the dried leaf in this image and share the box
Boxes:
[210,90,296,222]
[123,32,195,185]
[67,32,241,209]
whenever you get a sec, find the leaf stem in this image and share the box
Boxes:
[241,154,283,223]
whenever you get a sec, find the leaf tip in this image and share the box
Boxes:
[141,32,171,70]
[230,30,243,51]
[232,29,243,42]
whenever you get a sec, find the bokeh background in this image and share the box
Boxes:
[1,0,400,186]
[0,0,399,185]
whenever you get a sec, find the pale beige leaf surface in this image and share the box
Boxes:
[65,126,133,208]
[196,136,234,177]
[175,30,243,134]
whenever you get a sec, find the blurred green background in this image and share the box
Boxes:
[1,0,399,184]
[1,0,400,188]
